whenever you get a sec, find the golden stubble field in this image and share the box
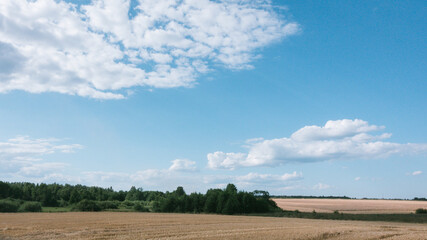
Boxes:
[273,198,427,214]
[1,212,427,240]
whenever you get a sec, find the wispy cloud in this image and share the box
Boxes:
[235,171,303,183]
[82,159,201,190]
[0,136,82,181]
[0,134,303,192]
[207,119,427,169]
[83,163,301,191]
[203,171,303,190]
[169,159,197,172]
[313,183,330,190]
[0,0,299,99]
[17,162,69,178]
[412,171,422,176]
[0,136,82,160]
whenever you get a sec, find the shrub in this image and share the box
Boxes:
[74,200,102,211]
[19,202,42,212]
[133,202,149,212]
[58,199,68,207]
[120,200,135,209]
[415,208,427,214]
[0,199,20,212]
[99,201,119,209]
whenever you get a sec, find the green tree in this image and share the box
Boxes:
[204,189,220,213]
[223,193,240,214]
[126,186,138,201]
[174,186,186,197]
[69,189,81,204]
[0,181,11,198]
[225,184,237,194]
[241,192,256,213]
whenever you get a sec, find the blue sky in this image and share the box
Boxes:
[0,0,426,198]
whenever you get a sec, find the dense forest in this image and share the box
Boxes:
[0,181,279,214]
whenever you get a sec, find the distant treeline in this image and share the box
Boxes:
[271,195,351,199]
[0,181,279,214]
[272,195,427,201]
[413,197,427,201]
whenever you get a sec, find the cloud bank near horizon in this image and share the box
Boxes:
[2,120,425,192]
[0,136,301,191]
[207,119,427,169]
[0,0,299,99]
[0,136,82,181]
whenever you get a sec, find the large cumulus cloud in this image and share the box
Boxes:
[208,119,427,169]
[0,0,299,99]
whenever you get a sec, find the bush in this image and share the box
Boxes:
[0,199,20,212]
[74,200,102,211]
[415,208,427,214]
[19,202,42,212]
[99,201,119,209]
[133,202,149,212]
[120,200,135,209]
[58,199,68,207]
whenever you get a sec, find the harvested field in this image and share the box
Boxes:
[273,198,427,214]
[1,212,427,240]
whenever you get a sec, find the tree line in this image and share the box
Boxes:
[0,181,279,214]
[271,195,351,199]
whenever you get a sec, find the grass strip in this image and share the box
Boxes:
[250,210,427,223]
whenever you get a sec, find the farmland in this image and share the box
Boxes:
[273,198,427,214]
[1,212,427,240]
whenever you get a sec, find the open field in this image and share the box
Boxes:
[1,212,427,240]
[273,198,427,214]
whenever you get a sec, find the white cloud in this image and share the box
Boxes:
[169,159,197,172]
[245,137,265,144]
[203,171,303,190]
[0,136,304,191]
[412,171,422,176]
[236,171,302,183]
[0,136,82,180]
[207,152,246,170]
[290,119,385,141]
[207,119,427,169]
[0,0,299,99]
[18,162,69,177]
[82,159,200,190]
[279,185,302,191]
[355,177,361,181]
[83,169,200,191]
[0,136,82,159]
[313,183,330,190]
[82,167,302,192]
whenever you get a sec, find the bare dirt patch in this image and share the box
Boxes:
[273,198,427,214]
[1,212,427,239]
